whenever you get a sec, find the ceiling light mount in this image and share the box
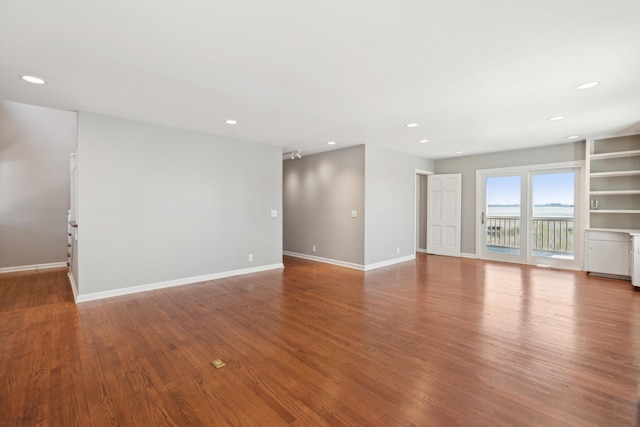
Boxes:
[225,119,237,125]
[549,116,565,121]
[283,150,302,160]
[406,123,418,128]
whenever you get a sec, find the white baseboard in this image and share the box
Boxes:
[460,252,477,259]
[283,251,364,270]
[364,254,416,271]
[67,272,78,301]
[283,251,416,272]
[75,263,284,303]
[0,262,67,274]
[416,248,428,254]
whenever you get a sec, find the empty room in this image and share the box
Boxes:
[2,1,640,426]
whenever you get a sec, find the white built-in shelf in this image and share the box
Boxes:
[590,190,640,195]
[590,210,640,214]
[590,149,640,160]
[590,170,640,178]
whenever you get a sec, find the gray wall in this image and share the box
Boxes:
[364,146,433,265]
[0,101,77,269]
[76,112,282,296]
[283,145,365,264]
[435,142,585,255]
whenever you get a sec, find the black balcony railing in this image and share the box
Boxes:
[486,216,574,253]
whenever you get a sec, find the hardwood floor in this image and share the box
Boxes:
[2,255,640,426]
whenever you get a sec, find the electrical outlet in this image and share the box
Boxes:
[312,245,316,252]
[248,254,253,262]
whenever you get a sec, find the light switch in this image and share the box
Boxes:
[271,210,278,217]
[351,210,357,218]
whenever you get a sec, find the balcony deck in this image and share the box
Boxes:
[486,216,574,259]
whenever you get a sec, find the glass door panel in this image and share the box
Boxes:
[482,175,525,262]
[530,170,579,268]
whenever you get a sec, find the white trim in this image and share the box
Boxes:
[0,262,67,274]
[283,251,416,271]
[75,263,284,303]
[364,254,415,271]
[416,248,428,254]
[67,272,79,301]
[460,252,476,259]
[476,160,584,176]
[283,251,364,270]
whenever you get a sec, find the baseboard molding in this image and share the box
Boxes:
[460,252,477,259]
[0,262,67,274]
[75,263,284,303]
[283,251,416,272]
[364,254,416,271]
[283,251,365,271]
[67,272,79,301]
[416,248,428,254]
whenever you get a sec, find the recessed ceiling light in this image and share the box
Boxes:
[577,81,599,90]
[549,116,565,121]
[455,151,463,154]
[327,141,336,145]
[566,135,580,139]
[21,75,46,85]
[406,123,418,128]
[225,119,237,125]
[419,139,429,144]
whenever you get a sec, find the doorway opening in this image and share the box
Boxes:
[415,170,432,254]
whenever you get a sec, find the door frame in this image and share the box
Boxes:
[475,161,584,270]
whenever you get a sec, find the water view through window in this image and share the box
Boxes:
[486,172,575,260]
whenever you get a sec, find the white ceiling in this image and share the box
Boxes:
[1,0,639,159]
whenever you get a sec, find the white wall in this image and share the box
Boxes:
[76,113,282,298]
[364,146,433,266]
[0,101,77,270]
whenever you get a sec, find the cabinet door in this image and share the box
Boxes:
[587,239,630,276]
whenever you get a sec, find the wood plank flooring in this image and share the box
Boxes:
[2,255,640,426]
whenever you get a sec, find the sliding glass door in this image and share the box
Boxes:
[481,174,525,263]
[477,164,582,269]
[529,170,578,268]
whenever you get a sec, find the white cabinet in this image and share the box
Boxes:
[584,135,640,282]
[585,230,630,277]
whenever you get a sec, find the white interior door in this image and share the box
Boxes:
[427,174,461,257]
